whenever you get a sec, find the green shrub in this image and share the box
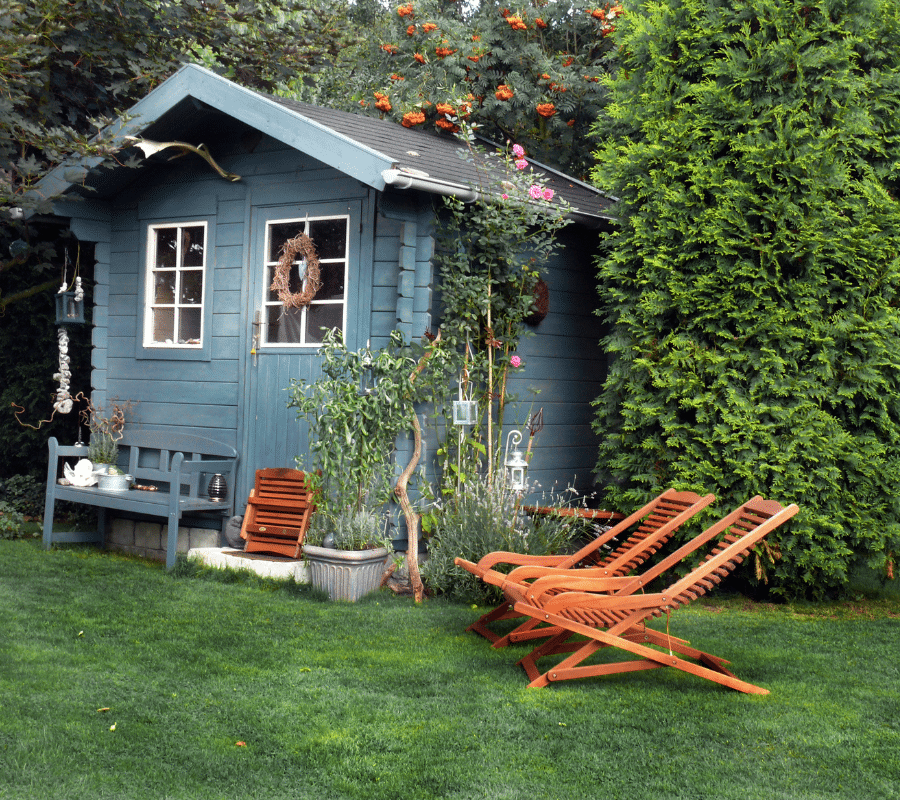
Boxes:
[591,0,900,598]
[0,501,27,539]
[423,475,578,604]
[3,474,45,518]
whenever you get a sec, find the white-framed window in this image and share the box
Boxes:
[263,215,349,346]
[143,222,207,348]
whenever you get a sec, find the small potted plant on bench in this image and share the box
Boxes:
[76,393,130,474]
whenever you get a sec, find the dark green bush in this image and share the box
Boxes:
[0,501,28,539]
[3,474,45,518]
[592,0,900,598]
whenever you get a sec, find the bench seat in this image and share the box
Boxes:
[44,432,238,569]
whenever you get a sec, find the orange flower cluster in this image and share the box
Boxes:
[541,73,551,80]
[506,15,527,30]
[535,17,547,28]
[402,110,426,127]
[391,73,405,81]
[407,24,416,35]
[495,84,514,100]
[562,56,574,66]
[397,3,414,17]
[381,43,399,54]
[468,55,480,62]
[414,52,426,63]
[422,22,438,32]
[436,102,455,116]
[589,3,624,36]
[435,118,459,132]
[549,82,567,92]
[374,92,392,112]
[536,103,556,117]
[435,46,456,57]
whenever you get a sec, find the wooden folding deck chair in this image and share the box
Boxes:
[239,468,315,558]
[511,496,799,694]
[454,489,716,645]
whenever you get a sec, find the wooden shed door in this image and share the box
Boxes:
[240,201,363,502]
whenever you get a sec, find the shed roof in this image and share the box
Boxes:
[34,64,616,225]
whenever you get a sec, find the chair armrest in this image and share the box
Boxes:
[475,551,569,570]
[525,573,639,602]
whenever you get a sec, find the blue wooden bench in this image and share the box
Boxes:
[43,432,238,569]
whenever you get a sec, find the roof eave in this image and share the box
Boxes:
[30,63,397,208]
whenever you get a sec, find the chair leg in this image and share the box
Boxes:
[525,622,769,694]
[466,603,517,643]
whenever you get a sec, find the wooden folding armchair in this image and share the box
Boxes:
[512,496,799,694]
[239,468,315,558]
[454,489,716,645]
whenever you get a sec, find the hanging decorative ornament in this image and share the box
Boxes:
[270,233,322,309]
[52,327,74,415]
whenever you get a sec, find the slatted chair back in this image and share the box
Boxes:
[532,497,797,632]
[240,468,314,559]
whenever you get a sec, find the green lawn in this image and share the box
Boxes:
[2,540,899,800]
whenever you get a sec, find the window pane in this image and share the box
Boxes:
[306,303,343,343]
[154,272,175,303]
[266,304,304,344]
[182,226,205,267]
[269,222,306,262]
[152,308,174,342]
[309,219,346,259]
[179,308,201,343]
[180,270,203,304]
[155,228,177,268]
[316,262,345,300]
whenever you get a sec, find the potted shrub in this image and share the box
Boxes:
[303,506,393,601]
[288,331,413,600]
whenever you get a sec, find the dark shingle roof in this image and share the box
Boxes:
[268,95,616,224]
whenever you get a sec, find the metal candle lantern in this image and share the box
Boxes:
[504,430,528,493]
[208,473,228,502]
[55,291,85,325]
[452,365,477,426]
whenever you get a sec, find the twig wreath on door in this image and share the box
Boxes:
[270,233,322,309]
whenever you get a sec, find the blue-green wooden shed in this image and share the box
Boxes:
[37,64,615,529]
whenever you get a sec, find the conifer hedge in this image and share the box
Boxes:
[592,0,900,597]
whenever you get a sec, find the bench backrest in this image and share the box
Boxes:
[118,432,238,497]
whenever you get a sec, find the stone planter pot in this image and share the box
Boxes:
[304,544,389,602]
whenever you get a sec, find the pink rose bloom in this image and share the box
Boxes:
[512,143,525,157]
[528,184,543,200]
[515,158,528,170]
[542,187,555,201]
[510,355,522,368]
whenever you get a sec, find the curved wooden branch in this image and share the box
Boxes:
[393,330,441,602]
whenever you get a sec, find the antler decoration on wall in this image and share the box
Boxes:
[123,136,241,182]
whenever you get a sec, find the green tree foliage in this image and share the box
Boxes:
[592,0,900,597]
